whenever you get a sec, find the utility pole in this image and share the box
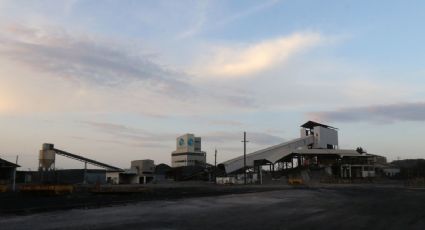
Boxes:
[241,132,249,185]
[214,149,217,168]
[214,149,217,183]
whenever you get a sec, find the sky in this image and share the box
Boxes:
[0,0,425,170]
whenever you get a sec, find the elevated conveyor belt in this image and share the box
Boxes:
[53,148,122,171]
[220,135,314,173]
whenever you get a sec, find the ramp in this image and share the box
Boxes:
[53,148,122,171]
[40,143,122,171]
[221,136,314,173]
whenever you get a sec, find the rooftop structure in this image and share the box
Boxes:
[171,134,206,168]
[300,121,338,130]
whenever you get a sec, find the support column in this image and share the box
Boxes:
[83,161,87,184]
[297,156,301,168]
[214,149,217,183]
[12,168,16,192]
[12,155,18,192]
[260,165,263,185]
[349,165,352,178]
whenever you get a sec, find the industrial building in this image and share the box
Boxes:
[17,169,106,184]
[36,144,161,185]
[154,163,172,180]
[36,143,121,184]
[171,134,206,168]
[219,121,387,182]
[382,166,401,177]
[4,121,399,188]
[106,159,155,184]
[38,144,121,172]
[0,158,19,188]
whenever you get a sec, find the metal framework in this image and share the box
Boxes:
[221,135,315,174]
[53,148,122,171]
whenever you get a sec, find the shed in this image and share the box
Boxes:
[0,158,20,185]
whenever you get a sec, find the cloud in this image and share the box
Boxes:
[193,32,323,77]
[0,23,412,120]
[80,120,178,148]
[81,120,284,150]
[214,0,281,28]
[0,24,192,95]
[79,121,146,135]
[174,0,282,41]
[175,0,209,39]
[208,120,244,127]
[308,102,425,123]
[0,23,265,116]
[202,131,285,146]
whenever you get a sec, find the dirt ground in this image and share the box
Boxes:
[1,184,425,230]
[0,183,288,214]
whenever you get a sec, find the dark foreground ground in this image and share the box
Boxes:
[1,184,425,230]
[0,183,287,214]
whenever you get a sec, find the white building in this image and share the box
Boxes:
[131,159,155,183]
[382,166,401,177]
[106,159,155,184]
[300,122,338,149]
[171,134,206,168]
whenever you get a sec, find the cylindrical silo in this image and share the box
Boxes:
[39,143,56,171]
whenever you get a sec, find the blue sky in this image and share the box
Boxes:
[0,0,424,169]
